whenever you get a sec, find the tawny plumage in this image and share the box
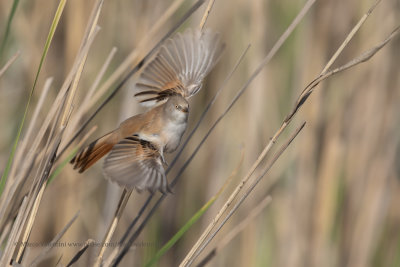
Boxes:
[70,131,116,173]
[71,28,224,193]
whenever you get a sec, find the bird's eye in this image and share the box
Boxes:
[175,105,179,109]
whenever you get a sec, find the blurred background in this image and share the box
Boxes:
[0,0,399,266]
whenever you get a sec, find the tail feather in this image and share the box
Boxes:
[70,131,116,173]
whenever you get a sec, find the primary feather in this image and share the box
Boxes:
[103,135,170,193]
[135,28,225,105]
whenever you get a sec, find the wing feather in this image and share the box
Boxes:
[103,135,169,193]
[134,28,225,105]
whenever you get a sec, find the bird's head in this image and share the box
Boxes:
[164,95,189,122]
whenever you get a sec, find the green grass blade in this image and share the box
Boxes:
[144,192,219,267]
[0,0,68,196]
[144,152,243,267]
[0,0,20,62]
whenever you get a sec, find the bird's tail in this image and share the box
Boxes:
[70,131,116,173]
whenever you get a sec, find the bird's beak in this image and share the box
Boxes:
[181,106,189,113]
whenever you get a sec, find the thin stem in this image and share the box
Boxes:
[95,189,132,266]
[185,122,305,266]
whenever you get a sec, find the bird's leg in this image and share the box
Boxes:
[160,147,168,166]
[161,155,168,166]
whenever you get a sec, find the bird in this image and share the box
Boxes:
[71,95,188,193]
[70,28,224,193]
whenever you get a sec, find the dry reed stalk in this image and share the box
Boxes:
[0,26,101,232]
[0,220,11,247]
[344,23,399,265]
[0,1,102,263]
[60,46,117,153]
[195,195,272,267]
[286,0,383,121]
[60,0,105,127]
[8,78,53,183]
[0,50,20,78]
[0,196,27,266]
[94,189,132,266]
[199,0,215,30]
[182,122,306,266]
[29,212,79,267]
[15,101,66,264]
[0,27,100,236]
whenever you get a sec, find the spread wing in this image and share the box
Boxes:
[103,135,170,193]
[134,28,225,106]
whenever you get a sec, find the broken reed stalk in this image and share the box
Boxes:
[184,122,306,266]
[285,25,399,124]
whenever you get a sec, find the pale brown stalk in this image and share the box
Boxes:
[94,189,132,267]
[0,50,20,78]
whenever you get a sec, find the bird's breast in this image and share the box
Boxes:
[162,120,187,153]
